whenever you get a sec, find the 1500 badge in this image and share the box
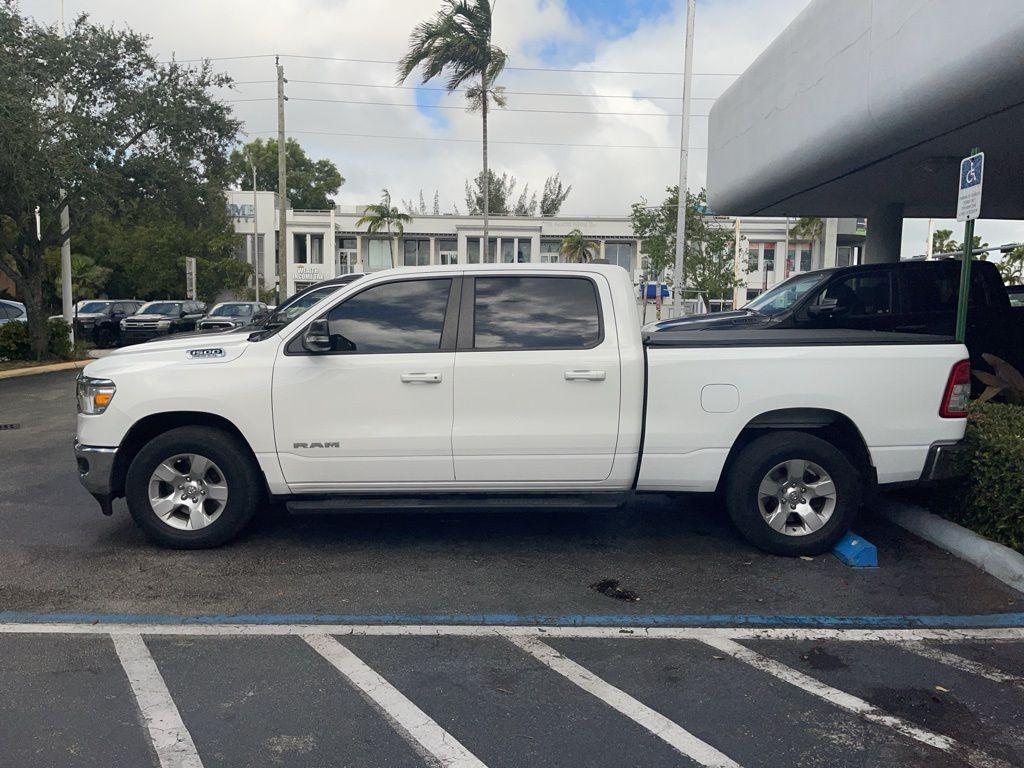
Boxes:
[187,348,225,359]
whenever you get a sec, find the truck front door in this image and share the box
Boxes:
[272,276,460,488]
[451,273,621,483]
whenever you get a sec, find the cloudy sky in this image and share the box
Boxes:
[19,0,1024,256]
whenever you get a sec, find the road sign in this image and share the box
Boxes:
[956,151,984,222]
[185,257,197,300]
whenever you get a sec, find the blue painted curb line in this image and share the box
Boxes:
[832,531,878,568]
[2,611,1023,628]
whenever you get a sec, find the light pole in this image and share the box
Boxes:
[672,0,696,319]
[57,0,73,343]
[251,160,260,302]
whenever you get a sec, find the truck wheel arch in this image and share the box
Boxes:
[716,408,874,493]
[110,412,266,501]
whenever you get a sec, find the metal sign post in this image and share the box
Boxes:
[954,149,983,342]
[185,257,197,300]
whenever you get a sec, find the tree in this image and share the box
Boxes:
[464,170,517,216]
[0,5,240,357]
[932,228,959,254]
[398,0,507,247]
[356,190,412,268]
[998,246,1024,284]
[513,184,537,216]
[559,229,598,263]
[630,187,741,302]
[52,254,111,299]
[227,138,343,210]
[540,174,572,216]
[791,217,823,241]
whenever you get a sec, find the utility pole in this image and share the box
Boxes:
[925,218,934,260]
[251,160,260,302]
[57,0,73,343]
[276,57,288,303]
[672,0,696,319]
[732,217,745,310]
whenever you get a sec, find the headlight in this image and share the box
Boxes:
[120,319,127,329]
[77,375,116,415]
[156,319,171,329]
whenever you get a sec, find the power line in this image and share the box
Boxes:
[228,78,721,101]
[167,52,741,77]
[225,95,710,118]
[247,128,708,151]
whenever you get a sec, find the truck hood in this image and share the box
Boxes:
[643,309,772,333]
[83,331,252,378]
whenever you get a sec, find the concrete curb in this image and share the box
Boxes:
[0,360,90,380]
[882,500,1024,594]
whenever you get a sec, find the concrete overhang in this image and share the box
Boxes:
[707,0,1024,219]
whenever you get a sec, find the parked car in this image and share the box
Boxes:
[197,302,269,332]
[0,299,27,326]
[646,259,1024,375]
[119,300,207,345]
[75,264,968,556]
[255,274,366,330]
[69,300,145,348]
[1007,284,1024,308]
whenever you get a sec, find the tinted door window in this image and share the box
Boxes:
[0,305,11,320]
[820,273,892,317]
[324,279,452,353]
[473,276,601,350]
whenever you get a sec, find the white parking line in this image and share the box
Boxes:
[111,634,204,768]
[509,635,742,768]
[903,641,1024,686]
[700,636,1013,768]
[303,633,487,768]
[1,622,1023,642]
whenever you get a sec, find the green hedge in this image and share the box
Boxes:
[940,401,1024,553]
[0,318,75,362]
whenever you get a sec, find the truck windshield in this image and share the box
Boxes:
[79,301,112,313]
[210,304,252,317]
[746,273,826,316]
[140,302,182,315]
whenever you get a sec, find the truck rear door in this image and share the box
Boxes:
[451,273,621,483]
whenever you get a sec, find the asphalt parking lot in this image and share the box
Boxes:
[2,370,1024,767]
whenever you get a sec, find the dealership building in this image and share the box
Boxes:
[228,190,864,305]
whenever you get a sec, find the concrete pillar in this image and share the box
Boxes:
[530,233,541,263]
[822,218,838,269]
[863,203,904,264]
[429,236,437,266]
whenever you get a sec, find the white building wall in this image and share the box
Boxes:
[227,192,851,303]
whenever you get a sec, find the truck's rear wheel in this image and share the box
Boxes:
[723,431,861,556]
[125,426,260,548]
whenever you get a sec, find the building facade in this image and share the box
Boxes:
[227,191,864,304]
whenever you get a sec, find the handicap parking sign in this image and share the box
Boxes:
[956,152,984,222]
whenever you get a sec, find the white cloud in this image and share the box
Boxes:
[18,0,1024,251]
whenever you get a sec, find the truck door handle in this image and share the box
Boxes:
[400,372,442,384]
[564,369,606,381]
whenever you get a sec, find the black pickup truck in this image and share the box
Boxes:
[648,259,1024,374]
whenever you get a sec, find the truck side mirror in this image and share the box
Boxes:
[302,319,332,353]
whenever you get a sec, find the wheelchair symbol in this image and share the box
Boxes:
[961,156,982,188]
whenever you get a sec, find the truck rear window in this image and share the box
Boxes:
[472,276,602,350]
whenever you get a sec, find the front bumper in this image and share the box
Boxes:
[919,440,970,481]
[74,440,118,514]
[120,328,171,344]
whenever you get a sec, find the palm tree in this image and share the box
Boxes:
[791,217,824,241]
[356,189,412,268]
[397,0,507,248]
[559,229,599,263]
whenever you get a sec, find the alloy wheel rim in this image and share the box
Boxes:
[147,453,228,531]
[756,459,837,537]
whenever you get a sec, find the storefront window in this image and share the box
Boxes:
[403,239,430,266]
[517,240,531,263]
[439,239,458,264]
[367,239,393,271]
[605,242,633,271]
[540,240,561,263]
[293,233,308,264]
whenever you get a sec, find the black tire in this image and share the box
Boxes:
[125,426,261,549]
[723,430,862,557]
[96,326,115,349]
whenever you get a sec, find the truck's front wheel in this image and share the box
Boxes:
[723,431,861,556]
[125,426,260,548]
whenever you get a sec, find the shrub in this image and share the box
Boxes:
[0,320,31,361]
[940,401,1024,553]
[47,318,73,359]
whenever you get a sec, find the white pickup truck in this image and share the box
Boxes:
[74,264,970,555]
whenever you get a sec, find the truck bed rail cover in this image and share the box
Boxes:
[643,328,957,348]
